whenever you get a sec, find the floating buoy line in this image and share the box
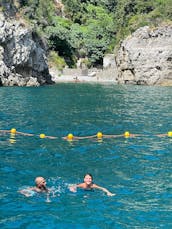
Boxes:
[0,128,172,143]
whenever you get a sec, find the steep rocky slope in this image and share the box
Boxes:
[116,25,172,86]
[0,12,53,86]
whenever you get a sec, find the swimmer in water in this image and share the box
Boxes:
[69,173,115,196]
[19,177,49,197]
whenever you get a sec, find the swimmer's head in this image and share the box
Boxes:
[84,173,93,185]
[35,177,46,188]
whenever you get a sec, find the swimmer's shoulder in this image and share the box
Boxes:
[29,186,42,192]
[77,183,86,189]
[91,183,100,189]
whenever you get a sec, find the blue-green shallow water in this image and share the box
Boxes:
[0,84,172,229]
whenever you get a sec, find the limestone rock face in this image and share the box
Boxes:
[116,26,172,85]
[0,12,53,86]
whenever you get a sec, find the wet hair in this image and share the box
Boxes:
[84,173,93,179]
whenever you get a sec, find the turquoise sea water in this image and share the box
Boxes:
[0,84,172,229]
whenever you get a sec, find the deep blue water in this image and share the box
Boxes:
[0,84,172,229]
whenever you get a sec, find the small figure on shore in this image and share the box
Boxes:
[19,177,49,197]
[73,76,80,82]
[69,173,115,196]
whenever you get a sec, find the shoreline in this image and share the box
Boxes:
[49,68,117,84]
[49,68,172,86]
[52,75,116,84]
[50,75,172,86]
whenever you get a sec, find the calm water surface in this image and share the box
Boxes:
[0,84,172,229]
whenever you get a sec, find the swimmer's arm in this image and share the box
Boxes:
[18,187,36,197]
[69,183,85,192]
[93,184,115,196]
[69,185,77,192]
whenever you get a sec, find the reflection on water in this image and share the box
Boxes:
[0,84,172,228]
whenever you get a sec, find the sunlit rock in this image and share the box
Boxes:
[0,11,53,86]
[116,25,172,85]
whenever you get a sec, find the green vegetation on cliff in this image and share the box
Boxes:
[2,0,171,68]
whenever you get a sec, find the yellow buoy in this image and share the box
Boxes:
[167,131,172,137]
[40,133,45,139]
[67,133,74,140]
[10,128,16,134]
[97,132,103,139]
[124,131,130,137]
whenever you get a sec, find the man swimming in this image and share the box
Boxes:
[19,177,49,197]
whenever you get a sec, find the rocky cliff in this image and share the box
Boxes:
[116,25,172,86]
[0,12,53,86]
